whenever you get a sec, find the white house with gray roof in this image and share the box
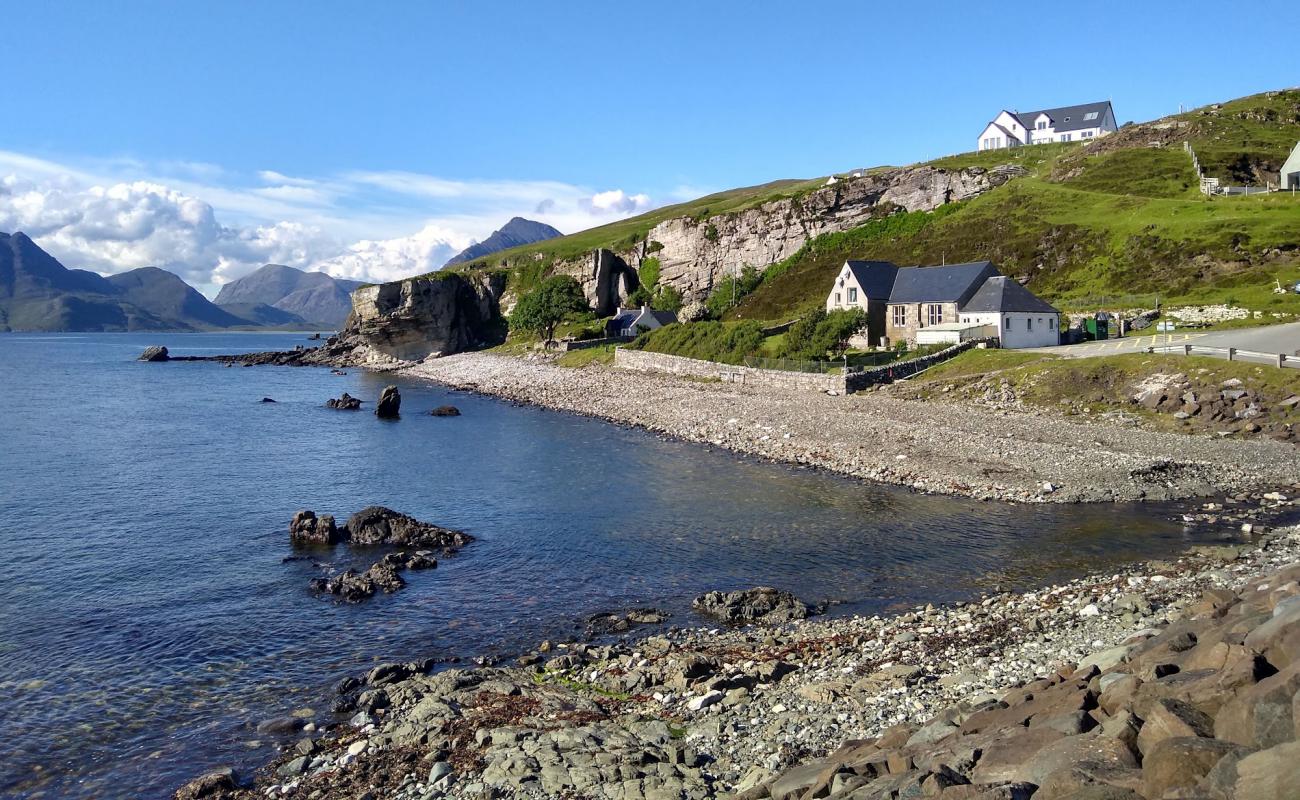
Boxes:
[977,101,1117,151]
[1281,141,1300,190]
[826,259,1059,348]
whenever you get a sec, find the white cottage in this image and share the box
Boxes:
[977,101,1117,151]
[1281,141,1300,190]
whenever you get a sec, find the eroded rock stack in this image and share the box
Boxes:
[138,345,169,362]
[375,385,401,418]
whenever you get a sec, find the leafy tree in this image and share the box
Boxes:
[654,284,683,313]
[510,275,589,341]
[705,265,762,318]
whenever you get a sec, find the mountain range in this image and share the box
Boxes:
[0,232,321,332]
[214,264,364,328]
[444,217,562,267]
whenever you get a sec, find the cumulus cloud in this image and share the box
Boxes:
[582,189,653,215]
[0,149,664,294]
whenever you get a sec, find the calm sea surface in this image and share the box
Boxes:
[0,332,1222,798]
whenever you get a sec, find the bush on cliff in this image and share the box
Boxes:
[510,275,589,341]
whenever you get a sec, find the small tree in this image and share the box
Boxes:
[782,308,866,360]
[510,275,589,342]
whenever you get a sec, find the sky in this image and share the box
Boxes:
[1,0,1296,296]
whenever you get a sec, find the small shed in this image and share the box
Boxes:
[915,322,997,345]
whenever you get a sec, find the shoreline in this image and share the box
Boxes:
[394,351,1300,505]
[186,522,1300,800]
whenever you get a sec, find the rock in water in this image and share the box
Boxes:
[260,397,276,403]
[375,385,401,418]
[309,563,405,602]
[138,345,169,362]
[343,506,472,549]
[692,587,813,624]
[430,405,461,417]
[174,767,237,799]
[326,392,361,410]
[289,510,342,546]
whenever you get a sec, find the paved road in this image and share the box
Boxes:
[1032,321,1300,365]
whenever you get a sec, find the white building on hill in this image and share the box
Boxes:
[977,101,1117,151]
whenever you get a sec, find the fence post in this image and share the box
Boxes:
[1278,353,1286,368]
[1184,344,1191,356]
[1228,347,1236,361]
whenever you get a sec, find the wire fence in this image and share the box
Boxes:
[743,356,844,374]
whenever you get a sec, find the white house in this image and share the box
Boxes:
[956,276,1060,348]
[825,259,1059,349]
[1281,141,1300,190]
[606,305,678,338]
[977,101,1117,151]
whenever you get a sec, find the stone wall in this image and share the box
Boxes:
[613,348,847,393]
[846,340,990,390]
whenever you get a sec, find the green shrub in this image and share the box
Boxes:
[628,320,766,364]
[509,275,590,341]
[639,257,661,290]
[781,308,867,360]
[706,265,762,318]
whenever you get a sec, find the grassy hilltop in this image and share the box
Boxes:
[450,89,1300,322]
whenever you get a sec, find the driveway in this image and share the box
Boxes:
[1030,321,1300,366]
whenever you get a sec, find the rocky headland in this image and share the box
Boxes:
[179,522,1300,800]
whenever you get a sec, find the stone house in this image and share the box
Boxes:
[825,259,1060,348]
[977,101,1117,151]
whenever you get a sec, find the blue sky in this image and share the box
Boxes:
[1,0,1295,292]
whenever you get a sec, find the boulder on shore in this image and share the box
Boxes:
[139,345,169,362]
[174,767,237,799]
[375,385,401,418]
[430,405,461,417]
[326,392,361,410]
[289,510,342,546]
[343,506,472,550]
[692,586,813,624]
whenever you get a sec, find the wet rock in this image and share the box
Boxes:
[289,510,342,546]
[375,385,401,418]
[254,716,303,735]
[173,767,237,799]
[310,563,405,602]
[259,397,276,403]
[139,345,169,362]
[691,586,813,624]
[378,550,438,570]
[326,392,362,410]
[430,405,461,416]
[342,506,472,549]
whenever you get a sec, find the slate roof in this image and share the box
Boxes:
[961,276,1058,314]
[646,309,678,326]
[610,309,640,331]
[844,260,899,300]
[887,261,999,306]
[1012,101,1112,133]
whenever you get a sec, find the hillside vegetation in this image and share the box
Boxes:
[435,88,1300,326]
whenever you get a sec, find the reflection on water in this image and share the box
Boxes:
[0,333,1214,799]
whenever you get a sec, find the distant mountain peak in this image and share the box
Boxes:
[444,217,562,267]
[214,263,362,327]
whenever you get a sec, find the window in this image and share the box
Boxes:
[927,304,943,326]
[1036,120,1047,130]
[1005,318,1011,329]
[1084,111,1099,121]
[1082,131,1094,138]
[1027,318,1032,330]
[1061,134,1072,142]
[834,293,841,305]
[892,306,906,327]
[848,287,858,303]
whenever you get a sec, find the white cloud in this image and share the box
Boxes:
[0,149,666,295]
[583,189,653,215]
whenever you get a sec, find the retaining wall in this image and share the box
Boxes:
[613,348,847,393]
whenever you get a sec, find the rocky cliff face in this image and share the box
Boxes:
[648,164,1024,299]
[341,272,505,360]
[340,164,1020,356]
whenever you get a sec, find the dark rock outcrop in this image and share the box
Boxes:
[173,767,238,800]
[692,587,814,624]
[139,345,169,362]
[375,386,401,418]
[342,506,472,550]
[310,563,405,602]
[430,405,461,417]
[326,392,361,410]
[289,510,341,546]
